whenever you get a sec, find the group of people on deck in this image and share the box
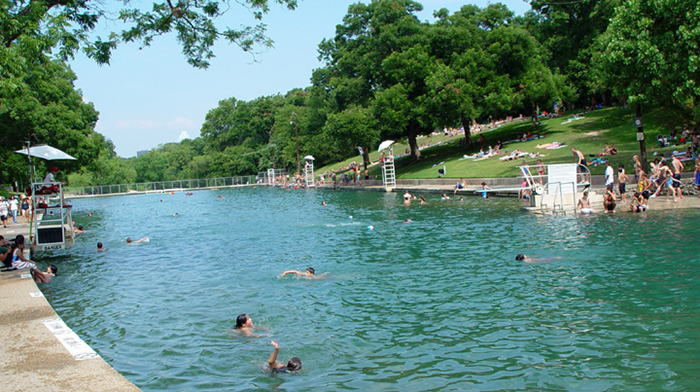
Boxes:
[0,234,57,283]
[576,151,699,214]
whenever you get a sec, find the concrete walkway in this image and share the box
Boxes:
[0,221,140,392]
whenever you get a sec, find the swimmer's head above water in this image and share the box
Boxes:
[305,267,315,276]
[286,357,302,371]
[515,254,526,261]
[235,313,252,329]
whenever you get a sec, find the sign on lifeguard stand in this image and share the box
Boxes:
[304,155,315,187]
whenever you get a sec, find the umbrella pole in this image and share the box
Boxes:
[25,141,35,244]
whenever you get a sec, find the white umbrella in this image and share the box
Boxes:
[303,155,315,160]
[377,140,395,152]
[15,144,77,161]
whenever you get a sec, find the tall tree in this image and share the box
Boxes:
[428,4,569,147]
[1,0,298,68]
[598,0,700,123]
[0,58,104,185]
[317,0,431,160]
[524,0,618,107]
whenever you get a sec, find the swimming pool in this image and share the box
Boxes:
[41,189,700,390]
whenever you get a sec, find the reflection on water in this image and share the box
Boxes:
[40,189,700,391]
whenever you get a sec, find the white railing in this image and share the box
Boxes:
[64,175,260,197]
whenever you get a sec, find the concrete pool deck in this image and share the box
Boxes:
[0,221,141,392]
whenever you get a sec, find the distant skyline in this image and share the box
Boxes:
[70,0,532,157]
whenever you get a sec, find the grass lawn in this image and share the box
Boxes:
[317,107,693,179]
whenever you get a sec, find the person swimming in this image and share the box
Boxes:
[280,267,315,277]
[126,237,148,243]
[515,254,562,263]
[267,340,302,372]
[233,313,259,337]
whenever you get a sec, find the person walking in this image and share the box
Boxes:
[0,197,8,228]
[9,196,18,224]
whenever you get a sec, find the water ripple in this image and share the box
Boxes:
[39,190,700,391]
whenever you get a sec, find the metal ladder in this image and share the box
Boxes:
[382,157,396,190]
[305,162,315,187]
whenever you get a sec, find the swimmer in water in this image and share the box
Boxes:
[268,340,302,372]
[96,242,105,251]
[515,254,562,263]
[321,201,327,206]
[280,267,315,277]
[126,237,148,243]
[233,313,261,337]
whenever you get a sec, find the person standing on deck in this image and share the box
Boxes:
[604,162,615,193]
[571,147,588,184]
[671,156,685,201]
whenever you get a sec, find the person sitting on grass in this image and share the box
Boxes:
[267,340,302,373]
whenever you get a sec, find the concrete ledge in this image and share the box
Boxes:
[0,222,141,392]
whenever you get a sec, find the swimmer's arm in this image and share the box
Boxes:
[280,270,301,277]
[268,340,283,369]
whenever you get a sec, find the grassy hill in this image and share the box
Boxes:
[317,107,693,179]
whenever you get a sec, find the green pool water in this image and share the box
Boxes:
[40,189,700,391]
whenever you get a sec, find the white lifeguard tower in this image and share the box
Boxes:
[14,144,77,251]
[30,182,75,250]
[378,140,396,191]
[267,168,276,186]
[520,163,597,214]
[304,155,315,187]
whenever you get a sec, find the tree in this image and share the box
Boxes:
[0,58,105,185]
[598,0,700,123]
[1,0,299,69]
[524,0,617,107]
[322,106,379,168]
[316,0,431,160]
[428,4,570,147]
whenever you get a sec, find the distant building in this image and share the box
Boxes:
[136,150,149,157]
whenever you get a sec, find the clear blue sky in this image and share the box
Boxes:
[69,0,532,157]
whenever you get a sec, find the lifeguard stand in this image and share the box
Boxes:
[30,181,74,251]
[304,155,315,187]
[378,140,396,191]
[382,153,396,191]
[267,169,276,186]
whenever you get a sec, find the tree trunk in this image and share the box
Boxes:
[408,121,422,161]
[460,115,472,147]
[362,146,371,168]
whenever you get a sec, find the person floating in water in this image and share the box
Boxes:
[267,340,302,372]
[515,254,562,263]
[280,267,315,277]
[321,201,327,206]
[233,313,265,337]
[126,237,148,243]
[96,242,105,251]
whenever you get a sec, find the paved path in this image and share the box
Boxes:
[0,221,141,392]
